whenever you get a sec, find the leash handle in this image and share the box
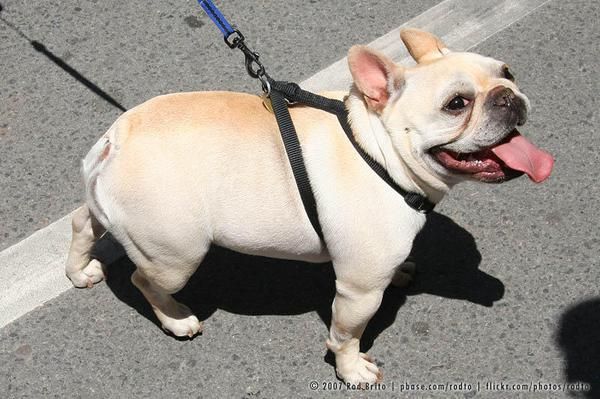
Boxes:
[198,0,235,38]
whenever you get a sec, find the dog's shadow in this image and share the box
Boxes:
[96,212,504,353]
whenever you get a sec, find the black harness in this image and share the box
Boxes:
[197,0,435,242]
[268,79,435,241]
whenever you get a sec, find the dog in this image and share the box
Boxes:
[65,29,553,385]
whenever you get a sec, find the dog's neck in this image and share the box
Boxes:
[346,87,450,204]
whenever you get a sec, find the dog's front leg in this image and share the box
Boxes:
[326,279,386,385]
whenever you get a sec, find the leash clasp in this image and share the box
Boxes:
[225,28,270,94]
[200,0,270,95]
[241,44,265,79]
[236,39,270,95]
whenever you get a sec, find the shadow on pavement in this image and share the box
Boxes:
[556,298,600,398]
[95,212,503,352]
[0,2,126,112]
[407,212,505,307]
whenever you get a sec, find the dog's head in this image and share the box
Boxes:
[347,28,554,186]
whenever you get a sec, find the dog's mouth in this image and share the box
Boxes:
[430,129,554,183]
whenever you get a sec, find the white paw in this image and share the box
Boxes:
[336,353,383,386]
[67,259,105,288]
[157,303,203,338]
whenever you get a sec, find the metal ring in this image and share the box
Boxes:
[258,74,271,96]
[224,29,244,49]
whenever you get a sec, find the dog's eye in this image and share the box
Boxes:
[502,65,515,81]
[445,95,470,111]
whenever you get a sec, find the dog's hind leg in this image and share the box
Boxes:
[126,238,209,338]
[65,204,106,288]
[131,268,203,338]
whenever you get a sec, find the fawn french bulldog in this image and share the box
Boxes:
[66,29,553,384]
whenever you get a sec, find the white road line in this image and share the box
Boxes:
[0,0,551,329]
[303,0,551,91]
[0,213,74,328]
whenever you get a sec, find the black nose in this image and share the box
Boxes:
[489,86,527,126]
[493,87,517,107]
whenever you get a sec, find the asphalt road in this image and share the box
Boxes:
[1,0,599,398]
[0,0,439,251]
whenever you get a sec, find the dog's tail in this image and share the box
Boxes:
[81,120,120,229]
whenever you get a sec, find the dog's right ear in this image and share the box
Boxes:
[348,46,403,113]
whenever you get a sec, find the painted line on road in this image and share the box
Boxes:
[303,0,551,91]
[0,0,552,329]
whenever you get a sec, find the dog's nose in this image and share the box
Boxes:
[492,87,516,107]
[489,86,527,126]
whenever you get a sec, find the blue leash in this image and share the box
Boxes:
[198,0,235,38]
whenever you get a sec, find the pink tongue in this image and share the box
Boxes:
[491,131,554,183]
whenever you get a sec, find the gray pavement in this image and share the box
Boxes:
[0,0,439,251]
[1,0,599,398]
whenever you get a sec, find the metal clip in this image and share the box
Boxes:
[200,0,270,96]
[224,29,244,49]
[242,47,265,79]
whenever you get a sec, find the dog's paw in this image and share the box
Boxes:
[158,303,203,338]
[67,259,105,288]
[391,259,416,288]
[336,353,383,386]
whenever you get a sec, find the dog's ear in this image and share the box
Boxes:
[347,46,403,113]
[400,28,450,63]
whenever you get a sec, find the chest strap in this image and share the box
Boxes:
[268,79,435,241]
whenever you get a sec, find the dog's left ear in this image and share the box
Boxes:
[348,46,404,113]
[400,28,450,63]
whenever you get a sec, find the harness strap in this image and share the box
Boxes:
[269,88,325,240]
[334,104,437,214]
[269,79,436,236]
[270,80,344,114]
